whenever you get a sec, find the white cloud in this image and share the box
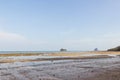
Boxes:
[0,31,49,51]
[0,30,119,51]
[0,31,30,50]
[61,33,120,51]
[0,31,26,42]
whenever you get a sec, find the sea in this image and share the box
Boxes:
[0,51,84,54]
[0,51,56,54]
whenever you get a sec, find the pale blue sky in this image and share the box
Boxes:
[0,0,120,51]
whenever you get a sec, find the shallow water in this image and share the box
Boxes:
[0,51,84,54]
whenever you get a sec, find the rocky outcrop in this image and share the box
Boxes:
[60,48,67,52]
[108,46,120,51]
[94,48,98,51]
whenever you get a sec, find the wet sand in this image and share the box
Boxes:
[1,51,120,57]
[0,51,120,80]
[0,55,111,63]
[86,68,120,80]
[1,51,120,63]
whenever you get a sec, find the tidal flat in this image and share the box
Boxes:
[0,51,120,80]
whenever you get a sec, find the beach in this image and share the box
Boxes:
[0,51,120,80]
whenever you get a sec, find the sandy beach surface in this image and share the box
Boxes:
[0,51,120,80]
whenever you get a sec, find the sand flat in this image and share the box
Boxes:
[0,51,120,64]
[0,51,119,64]
[0,51,120,80]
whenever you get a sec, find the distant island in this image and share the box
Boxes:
[60,48,67,52]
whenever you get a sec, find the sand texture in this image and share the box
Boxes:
[0,51,120,80]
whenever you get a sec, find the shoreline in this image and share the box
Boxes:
[0,51,120,56]
[0,51,120,63]
[0,55,112,63]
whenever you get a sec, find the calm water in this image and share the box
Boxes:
[0,51,83,54]
[0,51,57,54]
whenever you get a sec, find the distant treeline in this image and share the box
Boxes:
[108,46,120,51]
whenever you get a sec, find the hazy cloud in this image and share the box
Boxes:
[0,30,50,51]
[0,31,26,41]
[0,31,29,50]
[0,30,119,51]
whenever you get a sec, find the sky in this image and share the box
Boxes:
[0,0,120,51]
